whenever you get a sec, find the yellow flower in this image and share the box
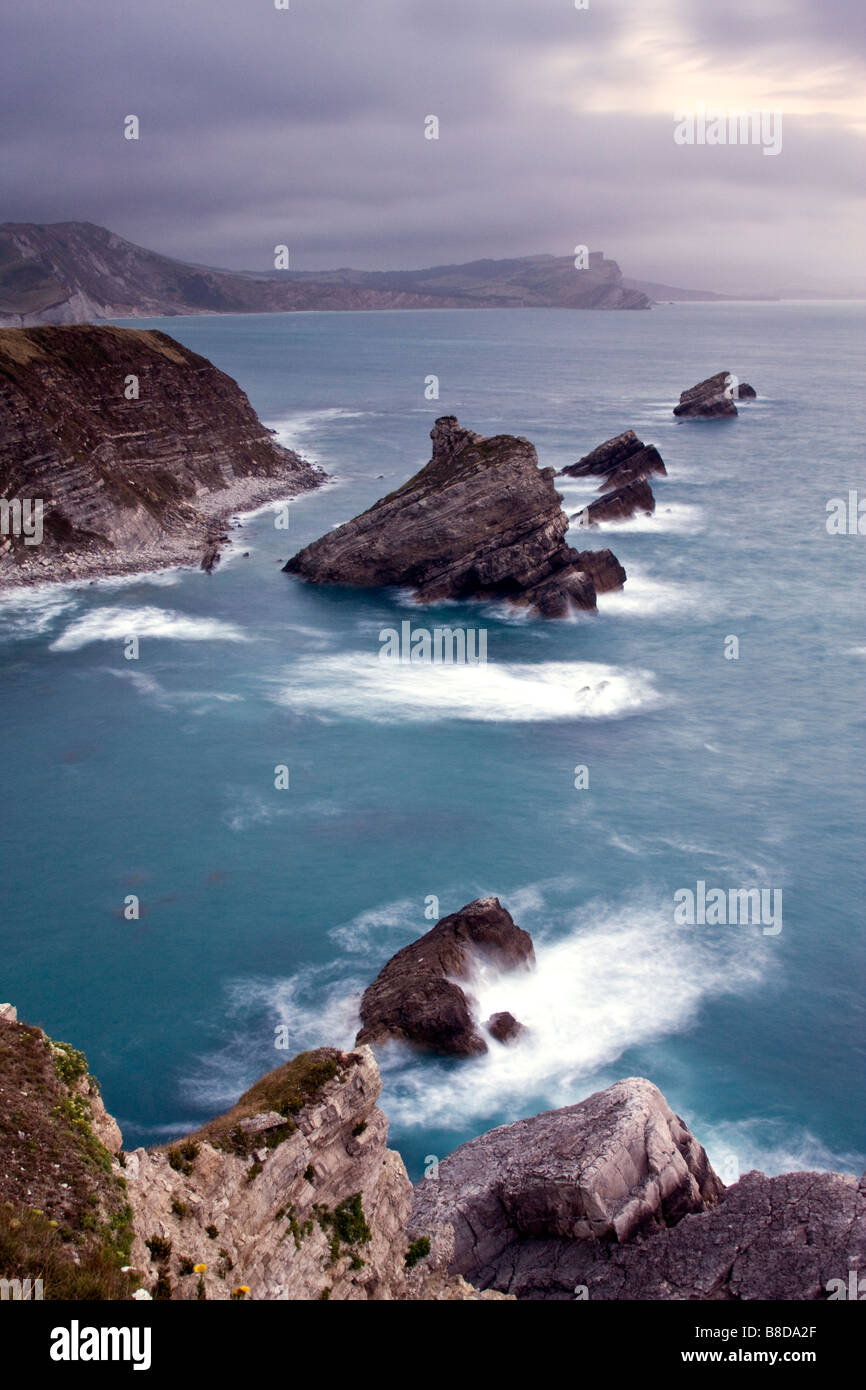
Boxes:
[193,1263,207,1274]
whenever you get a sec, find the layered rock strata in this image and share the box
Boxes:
[0,325,323,585]
[285,416,626,618]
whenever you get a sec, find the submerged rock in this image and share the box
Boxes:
[673,370,756,418]
[285,416,626,618]
[356,897,535,1056]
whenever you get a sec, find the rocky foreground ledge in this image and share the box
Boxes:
[0,325,323,586]
[286,416,626,618]
[1,1003,863,1301]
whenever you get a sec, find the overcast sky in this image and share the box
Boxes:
[2,0,864,292]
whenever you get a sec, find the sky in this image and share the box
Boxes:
[2,0,864,293]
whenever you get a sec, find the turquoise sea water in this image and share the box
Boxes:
[2,303,864,1183]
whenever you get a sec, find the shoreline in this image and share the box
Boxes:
[0,466,327,593]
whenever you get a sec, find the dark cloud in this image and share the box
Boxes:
[1,0,863,291]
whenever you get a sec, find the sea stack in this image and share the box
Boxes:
[356,897,535,1056]
[285,416,627,618]
[673,370,756,418]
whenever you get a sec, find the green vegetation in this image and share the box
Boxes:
[170,1198,188,1219]
[145,1234,172,1262]
[245,1160,263,1183]
[303,1164,316,1183]
[0,1021,136,1300]
[182,1049,350,1154]
[167,1140,200,1176]
[405,1235,431,1268]
[205,1224,218,1240]
[314,1193,371,1265]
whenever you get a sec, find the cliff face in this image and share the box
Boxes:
[286,416,626,618]
[124,1046,501,1302]
[0,222,651,325]
[2,1005,863,1302]
[0,325,322,585]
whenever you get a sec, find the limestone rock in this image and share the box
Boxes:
[285,417,626,618]
[409,1077,724,1294]
[356,897,535,1056]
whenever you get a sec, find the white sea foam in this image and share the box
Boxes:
[567,501,705,535]
[597,569,720,619]
[267,407,372,457]
[376,895,767,1130]
[188,884,768,1133]
[269,655,662,723]
[0,583,78,637]
[699,1118,864,1182]
[50,606,251,651]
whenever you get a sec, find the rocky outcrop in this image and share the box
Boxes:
[410,1076,866,1300]
[573,477,656,527]
[673,370,756,418]
[356,897,535,1056]
[124,1044,509,1301]
[409,1078,724,1296]
[0,325,323,586]
[285,417,626,618]
[580,1168,866,1301]
[560,429,667,489]
[0,223,651,325]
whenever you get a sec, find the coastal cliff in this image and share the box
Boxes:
[0,222,651,325]
[1,1004,863,1302]
[0,325,322,585]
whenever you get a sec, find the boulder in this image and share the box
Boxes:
[485,1012,526,1045]
[409,1077,724,1294]
[356,897,534,1056]
[285,417,626,618]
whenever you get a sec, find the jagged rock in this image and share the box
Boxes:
[485,1012,525,1045]
[673,370,756,418]
[0,325,323,586]
[356,897,535,1056]
[123,1044,508,1301]
[285,417,626,618]
[409,1077,724,1295]
[0,1003,17,1023]
[560,430,667,491]
[573,478,656,527]
[580,1169,866,1301]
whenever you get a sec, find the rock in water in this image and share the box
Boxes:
[285,416,626,618]
[573,477,656,527]
[409,1077,724,1295]
[673,370,756,418]
[485,1012,526,1045]
[560,429,667,490]
[356,897,535,1056]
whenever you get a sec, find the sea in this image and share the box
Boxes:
[2,302,864,1184]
